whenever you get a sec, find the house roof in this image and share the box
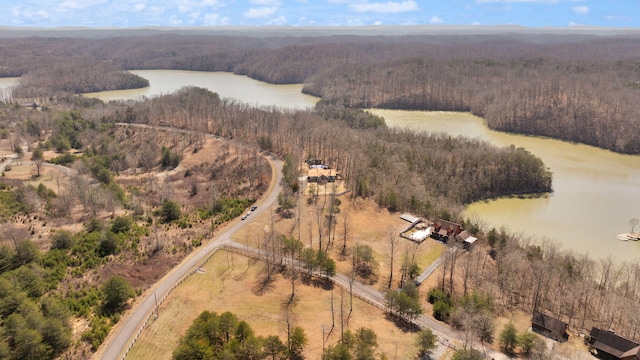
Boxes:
[590,327,640,358]
[400,214,419,223]
[435,219,461,232]
[457,230,478,243]
[620,345,640,359]
[532,311,568,335]
[464,237,478,244]
[308,167,336,177]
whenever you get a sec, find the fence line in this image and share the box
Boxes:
[120,247,222,359]
[121,242,448,359]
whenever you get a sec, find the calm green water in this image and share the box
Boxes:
[370,109,640,262]
[83,70,318,109]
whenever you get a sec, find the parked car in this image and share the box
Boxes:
[251,206,257,211]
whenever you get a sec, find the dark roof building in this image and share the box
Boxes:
[589,327,640,360]
[431,219,462,242]
[531,310,568,341]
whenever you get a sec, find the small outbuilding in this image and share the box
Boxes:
[457,230,478,249]
[589,327,640,360]
[400,214,420,224]
[531,310,568,342]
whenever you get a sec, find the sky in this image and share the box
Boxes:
[0,0,638,28]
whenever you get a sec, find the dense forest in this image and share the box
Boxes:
[1,31,640,153]
[114,87,551,214]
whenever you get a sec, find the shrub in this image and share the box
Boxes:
[499,321,518,354]
[159,200,181,223]
[51,230,75,250]
[111,216,133,234]
[433,300,452,321]
[427,288,449,304]
[101,276,134,313]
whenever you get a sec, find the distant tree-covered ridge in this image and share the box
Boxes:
[1,33,639,153]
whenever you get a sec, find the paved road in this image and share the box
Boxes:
[415,250,446,285]
[95,155,283,360]
[97,123,510,359]
[221,241,512,360]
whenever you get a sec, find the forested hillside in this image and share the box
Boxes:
[2,32,639,153]
[115,87,551,216]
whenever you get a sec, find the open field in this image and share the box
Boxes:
[127,251,422,360]
[232,195,446,292]
[127,191,450,359]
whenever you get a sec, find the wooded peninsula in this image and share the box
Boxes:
[0,28,639,360]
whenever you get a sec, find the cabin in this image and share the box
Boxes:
[589,327,640,360]
[307,168,337,184]
[400,214,420,224]
[431,219,462,242]
[531,310,568,342]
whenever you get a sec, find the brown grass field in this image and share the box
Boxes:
[126,251,422,360]
[127,191,448,359]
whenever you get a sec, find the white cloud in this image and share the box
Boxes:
[604,14,632,22]
[58,0,107,11]
[572,5,589,14]
[429,16,443,24]
[244,6,278,18]
[251,0,282,5]
[373,20,382,25]
[133,3,146,12]
[351,1,419,13]
[346,18,365,25]
[202,13,229,25]
[267,15,287,25]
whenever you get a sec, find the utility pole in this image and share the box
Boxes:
[154,292,159,319]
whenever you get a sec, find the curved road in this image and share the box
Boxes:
[96,124,511,359]
[95,155,283,360]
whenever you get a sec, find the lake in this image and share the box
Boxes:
[370,110,640,262]
[7,70,640,261]
[83,70,318,110]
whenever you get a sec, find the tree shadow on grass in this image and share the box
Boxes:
[384,313,421,333]
[300,274,334,290]
[252,270,276,296]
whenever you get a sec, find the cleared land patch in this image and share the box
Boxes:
[127,251,422,360]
